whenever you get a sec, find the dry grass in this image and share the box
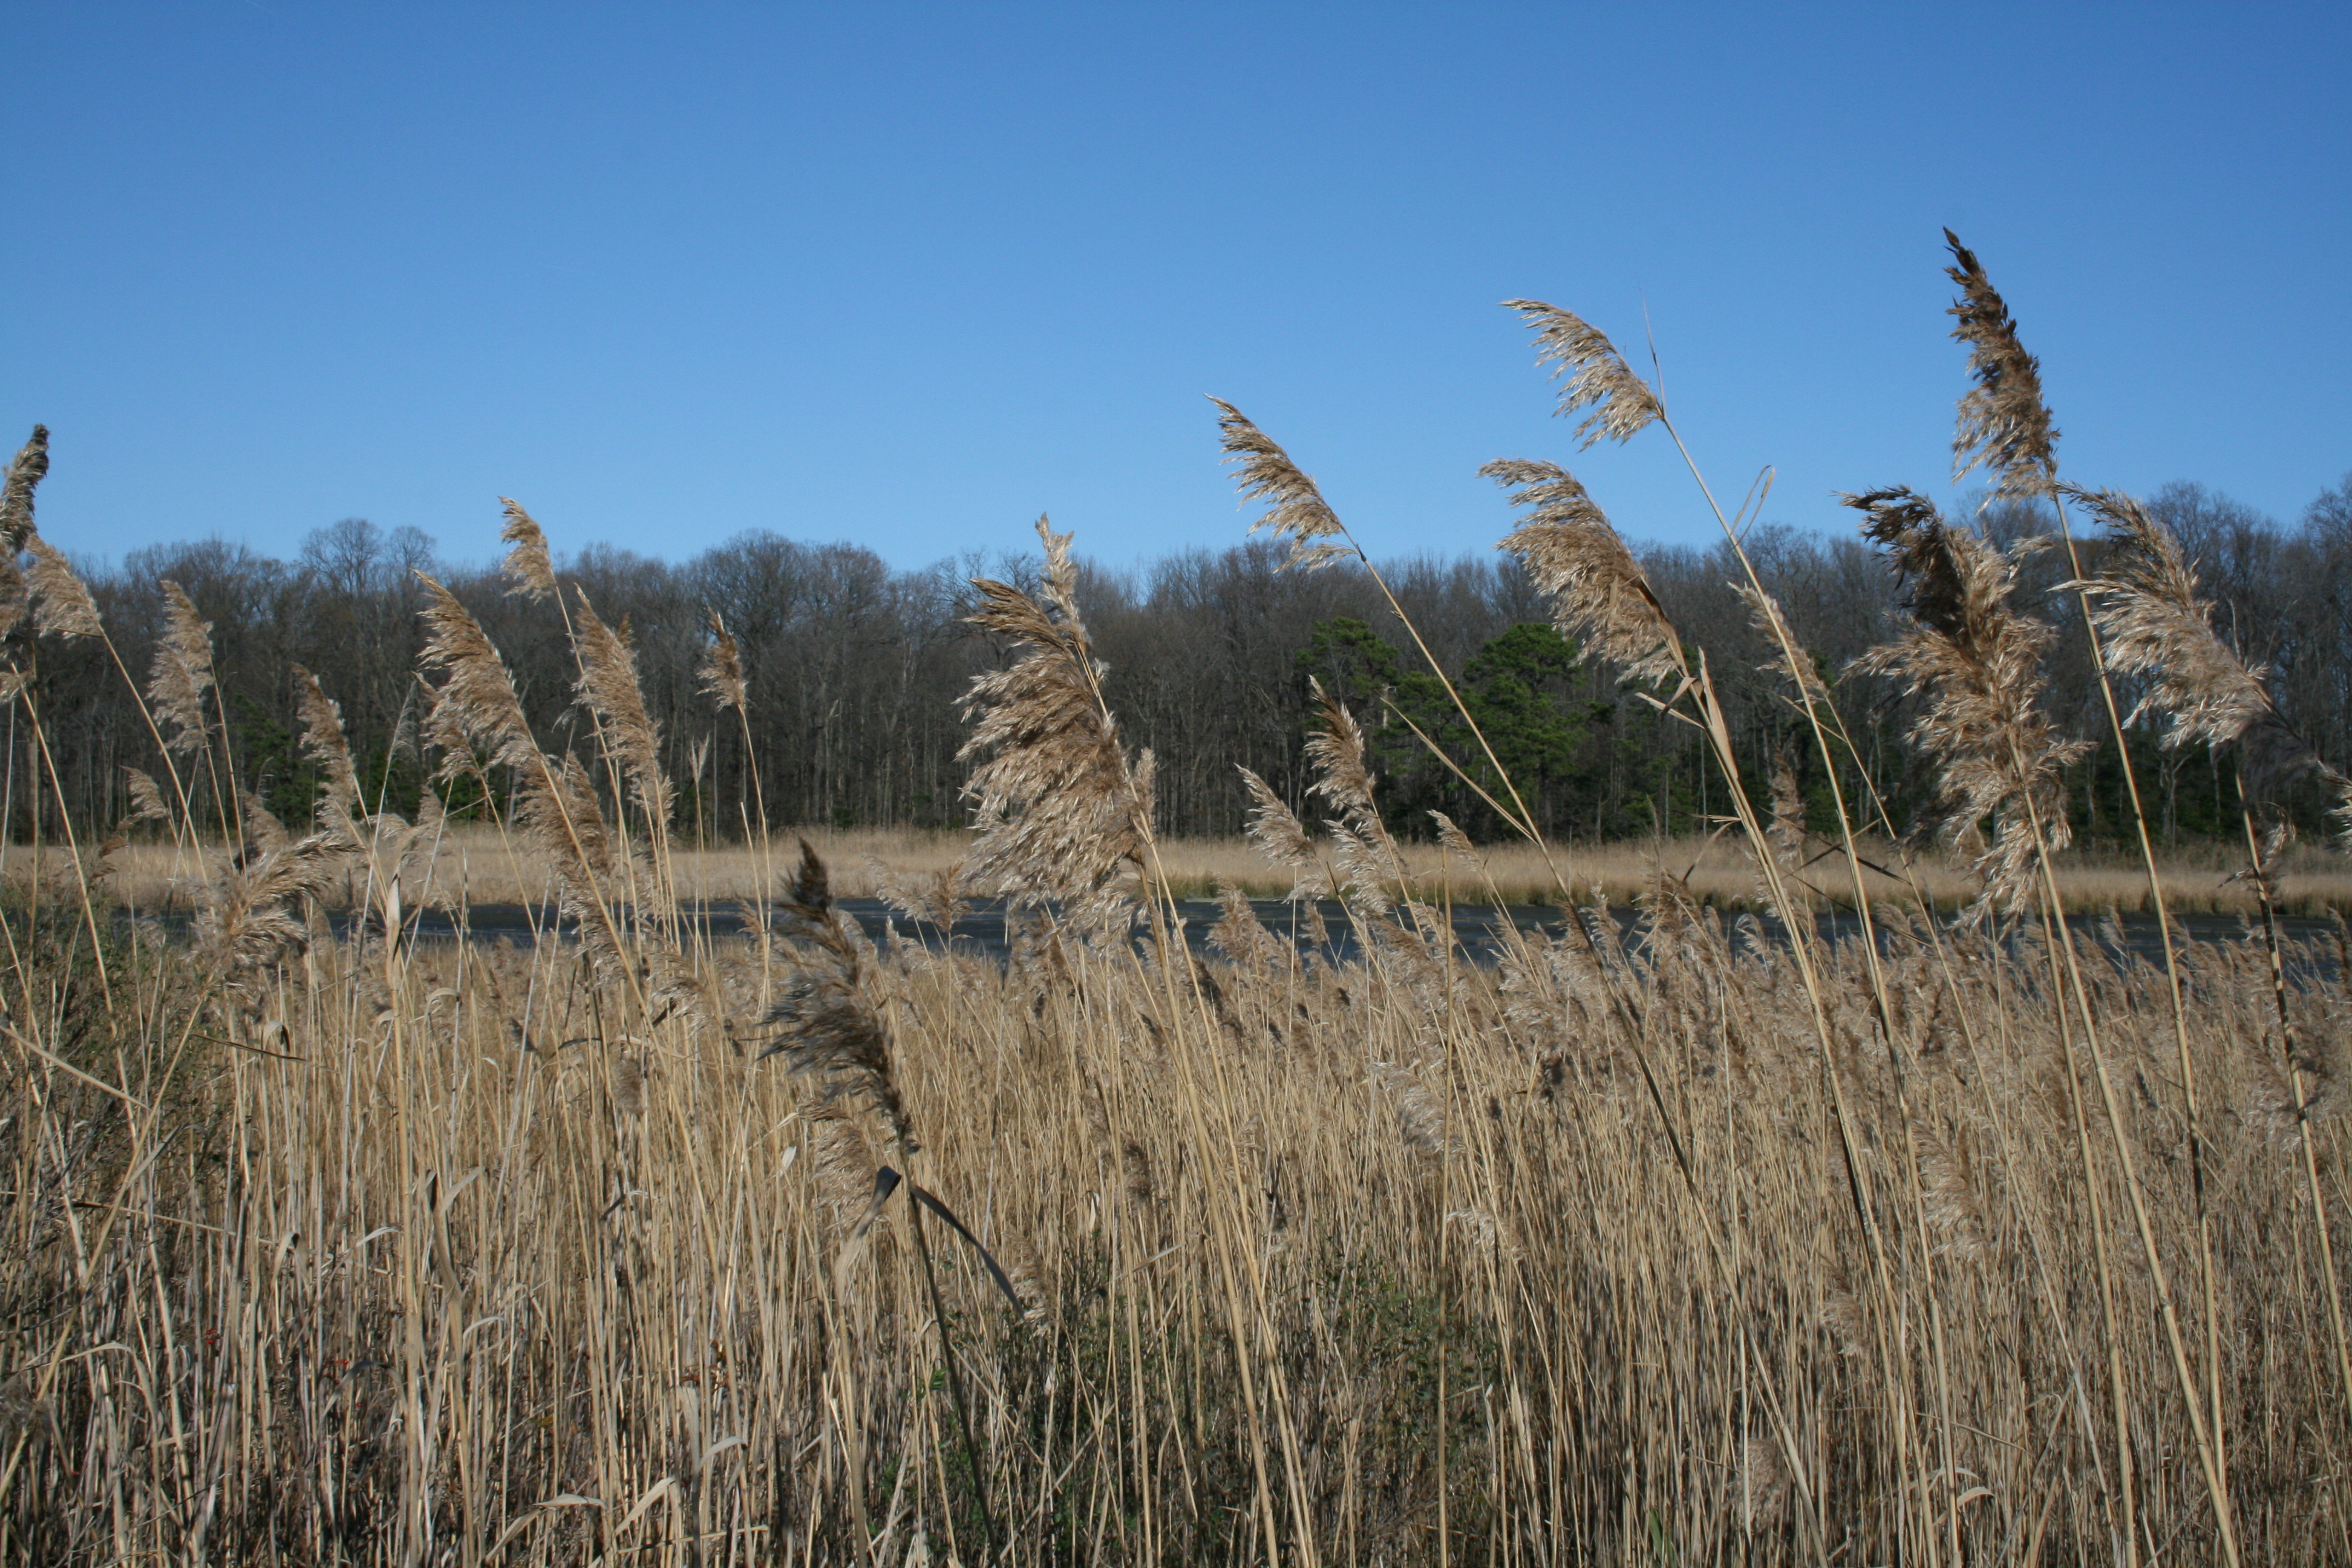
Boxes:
[7,240,2352,1566]
[5,844,2350,1563]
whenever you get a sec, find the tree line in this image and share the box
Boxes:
[22,471,2352,852]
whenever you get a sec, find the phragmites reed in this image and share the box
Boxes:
[2064,485,2272,750]
[1238,766,1331,901]
[871,858,971,936]
[1498,299,1662,448]
[193,830,348,1005]
[1483,459,1682,684]
[1301,679,1425,932]
[1736,583,1827,702]
[572,589,675,830]
[1944,230,2059,498]
[1208,881,1290,970]
[1209,398,1356,572]
[958,517,1150,930]
[699,609,747,713]
[1429,809,1478,867]
[1377,1063,1455,1158]
[290,664,364,819]
[1848,486,2086,911]
[0,426,48,554]
[1766,748,1805,867]
[806,1114,884,1237]
[538,754,638,969]
[417,576,537,776]
[2064,483,2352,833]
[24,539,102,641]
[124,768,171,825]
[240,791,292,860]
[417,574,635,971]
[1302,677,1378,823]
[498,497,558,600]
[148,581,217,756]
[760,840,913,1154]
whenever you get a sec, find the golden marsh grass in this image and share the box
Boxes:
[5,241,2351,1567]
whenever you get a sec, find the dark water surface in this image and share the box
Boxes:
[295,897,2339,975]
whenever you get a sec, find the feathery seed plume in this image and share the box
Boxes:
[760,840,914,1153]
[1303,678,1377,821]
[1325,822,1399,920]
[1915,1127,1990,1261]
[1485,459,1682,684]
[2063,486,2271,753]
[872,857,971,936]
[610,1056,645,1117]
[1238,766,1331,900]
[699,609,747,713]
[1943,231,2059,497]
[1300,681,1419,925]
[806,1115,884,1237]
[0,426,49,553]
[1210,399,1357,572]
[1740,1434,1794,1531]
[958,517,1150,930]
[1500,301,1663,448]
[1766,749,1805,866]
[241,791,291,859]
[498,498,558,600]
[1735,583,1826,701]
[1376,1063,1456,1157]
[148,582,217,756]
[1848,487,2086,910]
[417,575,538,777]
[194,831,349,1002]
[573,589,675,829]
[538,753,639,975]
[1429,810,1478,865]
[124,768,172,825]
[2063,483,2352,832]
[290,664,364,818]
[1209,881,1289,970]
[418,574,639,969]
[25,540,101,639]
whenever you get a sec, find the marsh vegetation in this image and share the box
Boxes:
[2,236,2349,1564]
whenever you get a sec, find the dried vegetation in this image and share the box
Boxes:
[2,238,2350,1566]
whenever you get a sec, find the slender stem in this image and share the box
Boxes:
[2238,792,2352,1440]
[2050,492,2232,1497]
[910,1191,1001,1561]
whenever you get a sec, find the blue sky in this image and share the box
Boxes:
[9,3,2348,573]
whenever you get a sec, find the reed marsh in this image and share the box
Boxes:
[2,235,2350,1565]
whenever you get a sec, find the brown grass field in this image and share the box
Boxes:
[5,247,2352,1565]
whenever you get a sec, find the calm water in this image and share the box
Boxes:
[348,897,2339,974]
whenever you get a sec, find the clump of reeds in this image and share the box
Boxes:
[957,517,1152,931]
[2066,482,2352,832]
[7,242,2352,1568]
[760,838,912,1151]
[1847,486,2086,911]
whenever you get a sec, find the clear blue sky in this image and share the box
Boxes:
[10,3,2348,574]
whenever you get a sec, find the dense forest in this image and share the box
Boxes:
[21,470,2352,851]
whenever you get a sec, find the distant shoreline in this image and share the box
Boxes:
[40,824,2352,921]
